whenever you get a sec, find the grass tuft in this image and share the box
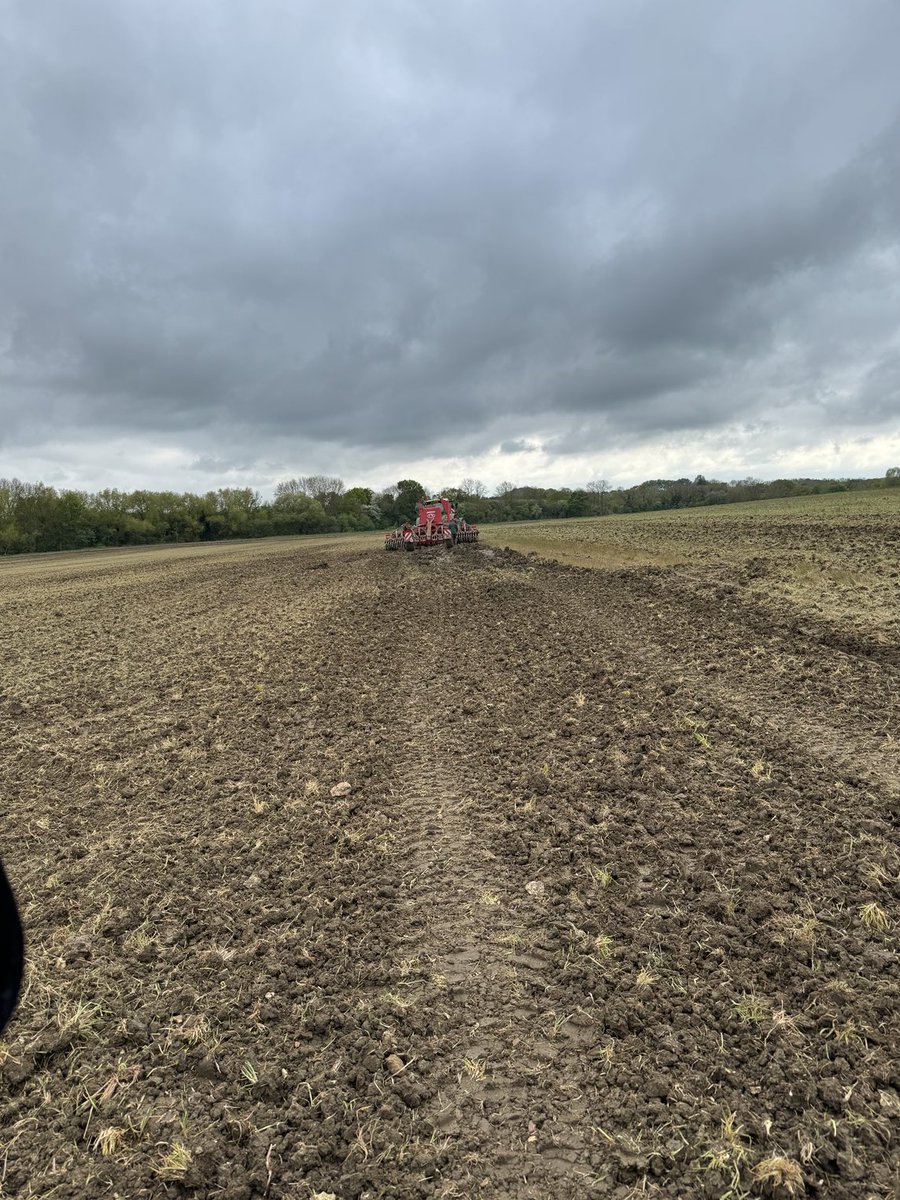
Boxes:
[591,934,613,960]
[734,993,768,1024]
[858,901,890,931]
[93,1126,126,1156]
[587,864,613,888]
[462,1057,486,1081]
[156,1142,193,1180]
[751,1155,804,1195]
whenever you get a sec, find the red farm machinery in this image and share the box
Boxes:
[385,497,479,551]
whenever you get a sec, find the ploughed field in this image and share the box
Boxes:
[1,501,898,1200]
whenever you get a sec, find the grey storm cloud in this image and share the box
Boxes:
[2,0,900,474]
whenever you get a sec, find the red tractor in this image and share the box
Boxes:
[385,497,479,551]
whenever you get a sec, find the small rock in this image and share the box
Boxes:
[329,782,352,797]
[65,936,92,962]
[2,1055,35,1085]
[195,1055,219,1080]
[525,880,545,898]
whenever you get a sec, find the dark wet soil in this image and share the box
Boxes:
[1,539,898,1198]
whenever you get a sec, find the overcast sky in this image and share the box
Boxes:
[2,0,899,496]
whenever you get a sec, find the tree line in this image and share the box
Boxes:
[0,470,896,555]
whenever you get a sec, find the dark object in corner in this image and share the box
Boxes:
[0,861,23,1033]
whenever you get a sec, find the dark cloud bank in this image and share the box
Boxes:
[1,0,899,487]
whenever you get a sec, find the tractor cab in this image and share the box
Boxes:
[417,498,453,526]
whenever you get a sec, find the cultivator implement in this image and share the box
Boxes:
[385,497,479,551]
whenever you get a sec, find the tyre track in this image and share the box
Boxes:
[377,558,596,1197]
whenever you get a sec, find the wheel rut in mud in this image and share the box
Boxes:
[383,641,589,1197]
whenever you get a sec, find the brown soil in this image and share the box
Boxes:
[0,538,898,1199]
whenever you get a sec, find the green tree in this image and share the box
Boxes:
[336,486,376,530]
[342,486,374,508]
[566,489,590,517]
[395,479,426,522]
[272,487,332,533]
[0,480,25,553]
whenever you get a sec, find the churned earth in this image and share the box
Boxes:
[0,530,898,1199]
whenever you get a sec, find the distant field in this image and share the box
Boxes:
[0,531,379,578]
[486,486,900,566]
[486,487,900,647]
